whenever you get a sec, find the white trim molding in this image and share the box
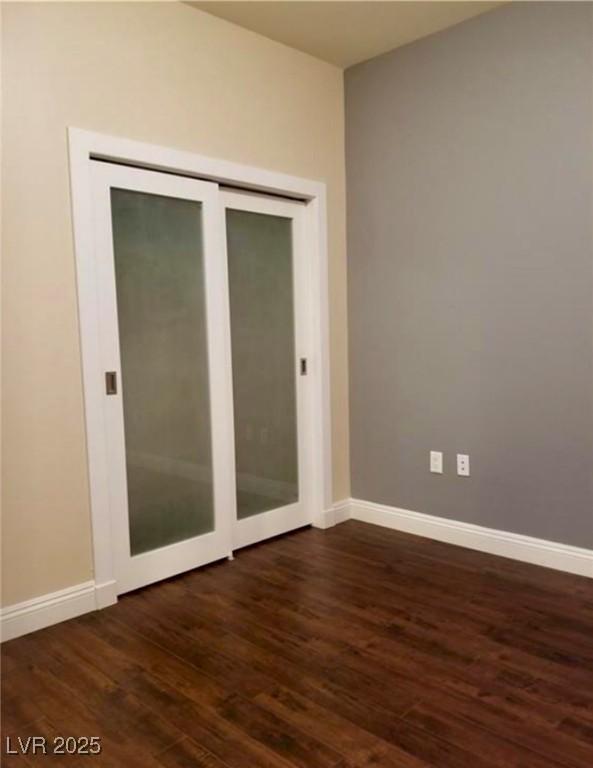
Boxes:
[0,581,117,643]
[68,127,333,597]
[338,498,592,578]
[4,500,590,643]
[315,499,352,529]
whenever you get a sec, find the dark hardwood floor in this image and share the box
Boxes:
[2,520,593,767]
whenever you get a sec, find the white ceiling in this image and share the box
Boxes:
[190,1,504,68]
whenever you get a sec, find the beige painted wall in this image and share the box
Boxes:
[1,1,349,606]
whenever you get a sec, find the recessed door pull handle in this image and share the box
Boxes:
[300,358,308,376]
[105,371,118,395]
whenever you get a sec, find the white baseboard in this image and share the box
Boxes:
[94,579,118,610]
[332,499,353,525]
[4,499,589,643]
[313,499,352,529]
[1,580,117,642]
[345,498,592,578]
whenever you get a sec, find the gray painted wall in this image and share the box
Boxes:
[345,1,593,548]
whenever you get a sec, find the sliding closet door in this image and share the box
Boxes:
[223,192,313,549]
[91,162,234,593]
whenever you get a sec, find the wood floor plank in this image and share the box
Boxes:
[156,737,233,768]
[2,521,592,767]
[254,685,426,768]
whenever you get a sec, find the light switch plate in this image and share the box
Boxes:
[430,451,443,474]
[457,454,470,476]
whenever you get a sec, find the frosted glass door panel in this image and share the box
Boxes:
[111,189,214,555]
[226,209,299,520]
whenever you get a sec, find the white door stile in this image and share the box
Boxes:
[221,191,314,550]
[91,162,235,594]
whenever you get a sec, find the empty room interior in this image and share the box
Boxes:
[1,0,593,765]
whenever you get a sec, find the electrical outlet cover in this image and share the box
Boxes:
[457,454,470,476]
[430,451,443,474]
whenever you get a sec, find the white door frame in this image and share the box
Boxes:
[68,127,333,608]
[222,190,313,550]
[91,162,236,594]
